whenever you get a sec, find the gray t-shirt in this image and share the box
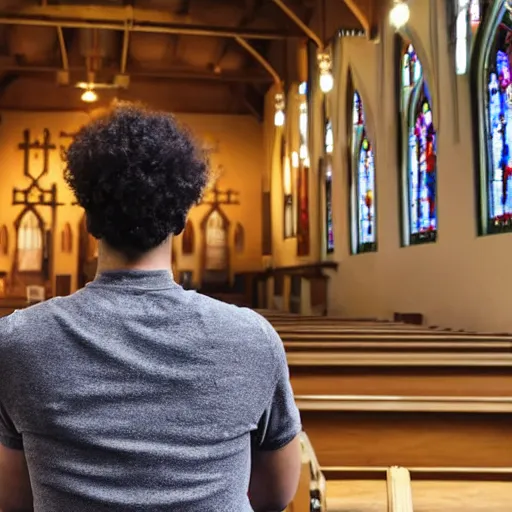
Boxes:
[0,270,301,511]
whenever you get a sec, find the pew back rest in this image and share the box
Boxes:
[26,285,45,303]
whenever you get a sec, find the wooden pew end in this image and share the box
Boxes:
[387,466,414,512]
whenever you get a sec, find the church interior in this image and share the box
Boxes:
[0,0,511,510]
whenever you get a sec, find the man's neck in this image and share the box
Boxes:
[95,239,172,275]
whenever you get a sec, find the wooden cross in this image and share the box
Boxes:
[17,129,55,182]
[201,184,240,206]
[13,129,62,208]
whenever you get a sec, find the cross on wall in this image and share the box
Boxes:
[12,129,62,208]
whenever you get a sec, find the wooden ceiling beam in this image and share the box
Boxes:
[0,63,273,84]
[235,37,281,85]
[0,4,293,40]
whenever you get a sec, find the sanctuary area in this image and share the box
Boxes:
[0,0,511,511]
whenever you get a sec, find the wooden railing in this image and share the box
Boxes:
[235,261,338,314]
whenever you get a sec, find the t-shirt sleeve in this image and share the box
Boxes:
[252,318,302,452]
[0,402,23,450]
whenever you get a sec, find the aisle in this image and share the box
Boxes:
[326,480,512,511]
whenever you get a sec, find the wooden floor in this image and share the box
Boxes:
[326,479,512,511]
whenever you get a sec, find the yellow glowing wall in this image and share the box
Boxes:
[0,111,264,293]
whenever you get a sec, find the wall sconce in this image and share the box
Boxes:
[390,0,410,29]
[274,92,285,127]
[318,51,334,94]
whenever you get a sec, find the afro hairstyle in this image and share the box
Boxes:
[65,103,209,255]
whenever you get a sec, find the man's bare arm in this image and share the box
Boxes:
[249,435,302,512]
[0,445,33,512]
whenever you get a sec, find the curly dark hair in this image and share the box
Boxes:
[65,103,208,255]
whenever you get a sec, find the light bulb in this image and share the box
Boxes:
[81,89,98,103]
[319,72,334,93]
[390,1,410,29]
[274,109,285,127]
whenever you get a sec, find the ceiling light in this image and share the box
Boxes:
[274,110,285,127]
[319,72,334,93]
[390,1,410,29]
[274,92,285,127]
[318,52,334,94]
[81,89,98,103]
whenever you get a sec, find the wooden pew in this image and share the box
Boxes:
[287,433,414,512]
[288,352,512,397]
[387,467,414,512]
[326,467,512,512]
[286,432,327,512]
[269,313,511,509]
[295,394,512,469]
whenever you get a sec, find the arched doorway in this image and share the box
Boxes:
[7,207,48,297]
[16,209,44,273]
[201,207,230,288]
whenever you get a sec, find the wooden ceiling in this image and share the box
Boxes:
[0,0,387,116]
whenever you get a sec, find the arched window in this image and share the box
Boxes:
[324,115,334,254]
[350,91,377,254]
[234,223,245,253]
[400,42,437,245]
[204,209,228,271]
[297,81,310,256]
[455,0,483,75]
[61,222,72,253]
[282,137,294,239]
[182,219,195,254]
[473,2,512,234]
[17,209,43,272]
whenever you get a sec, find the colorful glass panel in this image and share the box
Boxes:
[408,87,437,237]
[297,82,310,255]
[470,0,481,25]
[485,14,512,230]
[325,119,334,253]
[352,91,376,252]
[401,43,437,244]
[402,44,422,90]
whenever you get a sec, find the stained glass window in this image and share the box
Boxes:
[297,81,310,256]
[455,0,483,75]
[475,5,512,233]
[325,119,334,253]
[282,137,294,239]
[400,43,437,244]
[470,0,481,25]
[350,91,376,253]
